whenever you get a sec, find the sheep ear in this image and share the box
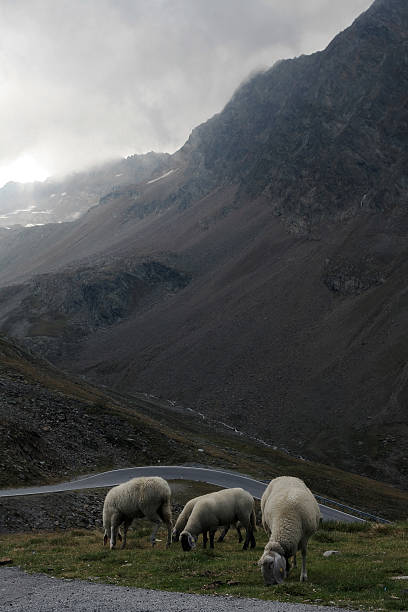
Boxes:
[188,534,196,549]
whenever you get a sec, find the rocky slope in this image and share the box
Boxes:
[0,333,199,489]
[0,0,406,488]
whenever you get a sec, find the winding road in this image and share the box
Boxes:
[0,465,365,523]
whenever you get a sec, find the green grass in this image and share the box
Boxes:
[1,521,407,610]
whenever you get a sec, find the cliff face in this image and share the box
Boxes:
[0,0,407,487]
[176,0,407,233]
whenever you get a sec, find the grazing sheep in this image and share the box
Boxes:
[173,494,243,546]
[180,487,256,551]
[259,476,321,585]
[103,476,172,549]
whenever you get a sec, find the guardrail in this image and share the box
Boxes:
[313,494,391,523]
[259,480,391,523]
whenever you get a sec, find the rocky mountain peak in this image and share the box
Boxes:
[176,0,408,234]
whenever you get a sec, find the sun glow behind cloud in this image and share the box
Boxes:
[0,154,50,188]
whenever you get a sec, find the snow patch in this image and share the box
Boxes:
[115,173,124,177]
[50,193,56,198]
[147,168,177,184]
[60,192,67,196]
[25,223,45,227]
[10,205,36,214]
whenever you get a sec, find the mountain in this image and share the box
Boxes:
[0,152,170,228]
[0,0,407,488]
[176,0,407,233]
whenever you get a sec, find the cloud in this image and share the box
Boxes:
[0,0,372,183]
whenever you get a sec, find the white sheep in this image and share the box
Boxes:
[173,494,243,546]
[102,476,172,549]
[179,487,256,551]
[258,476,321,585]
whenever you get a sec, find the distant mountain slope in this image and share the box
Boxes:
[0,0,406,488]
[0,152,170,228]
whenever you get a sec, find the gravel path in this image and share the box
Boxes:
[1,567,356,612]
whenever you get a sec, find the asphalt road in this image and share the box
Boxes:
[0,567,356,612]
[0,465,364,523]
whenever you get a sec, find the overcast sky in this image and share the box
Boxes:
[0,0,373,187]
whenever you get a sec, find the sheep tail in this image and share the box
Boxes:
[158,498,173,527]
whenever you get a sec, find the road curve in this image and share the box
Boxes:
[0,465,364,523]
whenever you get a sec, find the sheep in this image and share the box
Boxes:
[179,487,256,551]
[172,494,243,546]
[258,476,321,585]
[102,476,172,549]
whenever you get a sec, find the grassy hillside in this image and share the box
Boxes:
[1,332,408,520]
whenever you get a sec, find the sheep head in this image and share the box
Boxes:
[259,551,287,585]
[180,531,196,551]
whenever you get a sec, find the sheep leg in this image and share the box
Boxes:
[236,525,243,543]
[217,526,229,542]
[300,540,308,582]
[109,513,122,550]
[250,530,256,549]
[150,521,160,547]
[121,518,133,549]
[209,530,216,549]
[157,501,173,548]
[202,531,208,548]
[242,527,252,550]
